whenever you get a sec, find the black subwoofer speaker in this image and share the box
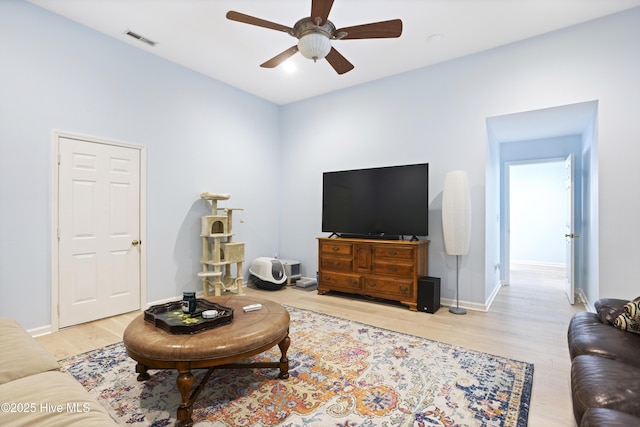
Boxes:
[418,277,441,313]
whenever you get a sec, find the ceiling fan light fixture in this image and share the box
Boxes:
[283,61,297,73]
[297,32,331,61]
[226,3,402,75]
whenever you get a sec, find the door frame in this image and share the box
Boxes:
[50,130,147,332]
[503,157,569,287]
[565,153,576,304]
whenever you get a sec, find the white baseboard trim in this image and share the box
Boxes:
[484,281,503,311]
[29,285,253,338]
[440,297,489,312]
[147,281,252,308]
[575,288,594,312]
[28,325,53,337]
[511,260,565,269]
[145,295,181,309]
[440,280,503,313]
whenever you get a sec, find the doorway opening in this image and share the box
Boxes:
[487,100,598,309]
[508,160,566,290]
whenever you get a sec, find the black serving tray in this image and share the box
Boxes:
[144,299,233,334]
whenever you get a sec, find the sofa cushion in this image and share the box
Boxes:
[567,312,640,366]
[571,355,640,424]
[0,370,116,426]
[0,318,60,384]
[580,407,640,427]
[594,298,627,324]
[612,297,640,334]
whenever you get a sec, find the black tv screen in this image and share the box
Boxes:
[322,163,429,238]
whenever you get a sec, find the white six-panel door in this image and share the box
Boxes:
[57,136,141,327]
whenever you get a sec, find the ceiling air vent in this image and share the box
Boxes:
[125,30,157,47]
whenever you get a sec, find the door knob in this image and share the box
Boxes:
[132,240,141,246]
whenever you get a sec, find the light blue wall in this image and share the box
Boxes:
[279,7,640,308]
[2,1,639,328]
[0,0,281,329]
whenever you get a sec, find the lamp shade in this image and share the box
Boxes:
[297,33,331,61]
[442,170,471,255]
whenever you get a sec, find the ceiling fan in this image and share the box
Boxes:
[226,0,402,75]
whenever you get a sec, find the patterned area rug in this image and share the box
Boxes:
[59,306,533,426]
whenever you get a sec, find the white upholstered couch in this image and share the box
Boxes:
[0,317,117,426]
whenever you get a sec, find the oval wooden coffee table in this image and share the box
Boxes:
[123,295,290,427]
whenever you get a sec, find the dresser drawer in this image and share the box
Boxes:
[373,260,414,277]
[321,256,353,272]
[362,276,414,298]
[320,241,353,256]
[319,272,361,292]
[373,245,414,260]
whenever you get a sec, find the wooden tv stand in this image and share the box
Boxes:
[317,237,428,311]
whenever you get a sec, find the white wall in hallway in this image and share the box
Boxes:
[509,161,566,266]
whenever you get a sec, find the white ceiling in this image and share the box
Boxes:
[27,0,640,105]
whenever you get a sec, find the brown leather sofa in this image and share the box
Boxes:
[568,298,640,426]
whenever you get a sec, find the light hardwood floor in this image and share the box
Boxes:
[37,268,584,427]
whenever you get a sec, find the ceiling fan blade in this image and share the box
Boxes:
[226,11,293,33]
[311,0,335,25]
[260,46,299,68]
[325,47,354,75]
[336,19,403,39]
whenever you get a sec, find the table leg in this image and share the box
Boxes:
[278,330,290,379]
[175,363,194,427]
[135,363,150,381]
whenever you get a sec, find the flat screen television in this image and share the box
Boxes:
[322,163,429,239]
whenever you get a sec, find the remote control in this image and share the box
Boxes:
[243,303,263,312]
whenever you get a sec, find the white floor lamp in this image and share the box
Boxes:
[442,170,471,315]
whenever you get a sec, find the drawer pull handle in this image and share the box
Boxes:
[389,250,397,256]
[349,280,359,286]
[388,267,397,272]
[399,286,408,293]
[332,247,340,252]
[332,261,340,266]
[367,282,376,288]
[324,275,331,281]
